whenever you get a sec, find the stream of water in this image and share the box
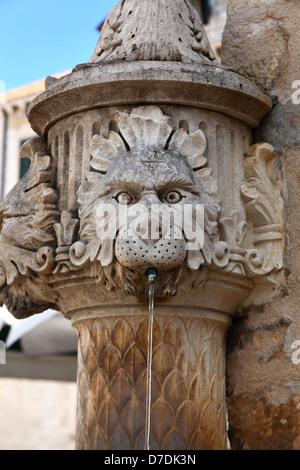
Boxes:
[144,270,156,451]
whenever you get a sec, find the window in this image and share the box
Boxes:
[188,0,212,24]
[19,139,31,179]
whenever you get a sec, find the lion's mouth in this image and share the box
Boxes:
[115,225,187,271]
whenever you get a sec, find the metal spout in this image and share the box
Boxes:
[147,267,157,286]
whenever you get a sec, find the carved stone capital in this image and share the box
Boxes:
[0,107,285,317]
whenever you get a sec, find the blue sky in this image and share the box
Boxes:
[0,0,118,91]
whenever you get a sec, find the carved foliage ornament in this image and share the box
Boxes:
[88,0,217,65]
[0,138,59,318]
[241,143,284,277]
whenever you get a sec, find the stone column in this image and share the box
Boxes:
[0,0,281,450]
[52,257,252,450]
[72,308,229,450]
[222,0,300,450]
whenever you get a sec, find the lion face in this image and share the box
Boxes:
[76,107,221,296]
[101,147,201,272]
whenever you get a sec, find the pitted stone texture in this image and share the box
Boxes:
[74,315,227,450]
[222,0,299,100]
[48,105,283,299]
[223,16,286,92]
[228,390,300,450]
[223,0,300,451]
[115,233,186,271]
[43,104,284,300]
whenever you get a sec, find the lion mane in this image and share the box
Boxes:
[76,106,222,296]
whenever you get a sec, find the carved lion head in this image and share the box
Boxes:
[73,106,222,296]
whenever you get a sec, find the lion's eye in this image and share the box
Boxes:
[165,191,182,204]
[115,192,133,205]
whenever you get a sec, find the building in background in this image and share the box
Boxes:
[204,0,227,57]
[0,71,70,200]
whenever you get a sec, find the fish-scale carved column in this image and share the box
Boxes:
[74,312,228,450]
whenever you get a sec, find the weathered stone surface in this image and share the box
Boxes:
[223,0,300,450]
[227,314,300,449]
[72,105,223,297]
[74,313,228,450]
[28,62,272,137]
[222,0,299,101]
[0,138,59,318]
[228,390,300,450]
[254,101,300,153]
[89,0,217,65]
[222,16,287,92]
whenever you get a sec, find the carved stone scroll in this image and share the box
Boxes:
[0,138,59,318]
[241,143,284,277]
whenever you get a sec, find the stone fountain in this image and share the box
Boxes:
[0,0,284,450]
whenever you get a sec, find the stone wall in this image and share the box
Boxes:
[222,0,300,450]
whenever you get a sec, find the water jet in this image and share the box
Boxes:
[145,267,157,450]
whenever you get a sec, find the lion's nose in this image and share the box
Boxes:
[132,192,165,242]
[140,191,160,207]
[132,212,163,242]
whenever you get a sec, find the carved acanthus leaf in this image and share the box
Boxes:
[241,143,282,226]
[69,239,102,268]
[219,211,248,248]
[0,138,59,250]
[90,132,125,174]
[240,143,284,276]
[53,212,80,274]
[0,137,60,317]
[0,244,55,286]
[169,129,207,170]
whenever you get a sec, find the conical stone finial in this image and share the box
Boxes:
[28,0,272,138]
[89,0,217,64]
